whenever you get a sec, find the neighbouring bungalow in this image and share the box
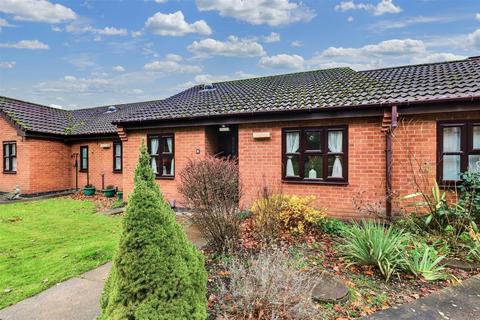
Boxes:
[1,58,480,219]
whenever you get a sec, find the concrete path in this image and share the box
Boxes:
[0,215,206,320]
[0,263,111,320]
[364,275,480,320]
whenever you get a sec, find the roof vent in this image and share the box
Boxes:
[105,106,117,113]
[200,83,216,92]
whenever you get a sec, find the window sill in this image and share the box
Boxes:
[113,170,122,174]
[79,170,88,173]
[155,176,175,180]
[439,181,462,189]
[282,179,348,186]
[3,171,17,174]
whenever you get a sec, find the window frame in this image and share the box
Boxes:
[3,141,17,174]
[437,120,480,185]
[113,141,122,173]
[147,133,175,179]
[282,125,348,184]
[80,145,89,172]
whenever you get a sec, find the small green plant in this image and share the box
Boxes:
[110,200,126,209]
[458,171,480,222]
[402,180,473,244]
[404,243,447,281]
[317,218,347,236]
[341,220,409,281]
[466,240,480,262]
[459,229,480,262]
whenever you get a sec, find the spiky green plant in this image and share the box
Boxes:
[341,220,409,281]
[404,243,447,281]
[99,141,208,320]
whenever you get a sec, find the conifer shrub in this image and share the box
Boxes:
[99,142,208,320]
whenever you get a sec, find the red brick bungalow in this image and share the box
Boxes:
[1,58,480,218]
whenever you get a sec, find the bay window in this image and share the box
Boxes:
[3,142,17,173]
[148,134,174,178]
[283,126,347,183]
[438,121,480,184]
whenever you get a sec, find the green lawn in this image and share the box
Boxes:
[0,198,121,309]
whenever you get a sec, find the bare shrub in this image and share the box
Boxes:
[217,248,322,319]
[179,156,241,252]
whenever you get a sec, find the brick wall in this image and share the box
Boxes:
[122,127,207,206]
[239,117,386,219]
[2,108,478,216]
[391,111,480,212]
[0,116,30,193]
[0,116,72,194]
[69,140,123,191]
[239,111,480,219]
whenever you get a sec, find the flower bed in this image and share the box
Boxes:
[206,223,478,319]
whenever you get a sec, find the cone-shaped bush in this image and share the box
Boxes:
[99,141,208,320]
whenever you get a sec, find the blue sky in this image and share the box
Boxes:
[0,0,479,109]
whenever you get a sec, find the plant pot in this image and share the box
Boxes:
[83,187,96,196]
[102,189,116,198]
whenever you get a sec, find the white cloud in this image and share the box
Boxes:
[49,104,63,109]
[321,39,425,58]
[144,54,202,73]
[112,65,126,72]
[196,0,315,26]
[411,53,466,64]
[97,27,128,36]
[188,35,266,58]
[131,31,142,37]
[0,17,13,29]
[155,0,168,2]
[370,15,460,31]
[0,61,15,68]
[259,54,304,70]
[476,13,480,21]
[347,16,354,22]
[0,39,49,50]
[65,22,128,36]
[36,71,159,95]
[335,0,401,16]
[0,0,76,23]
[263,32,280,43]
[197,71,256,83]
[468,29,480,49]
[145,11,212,36]
[291,40,303,47]
[306,38,466,70]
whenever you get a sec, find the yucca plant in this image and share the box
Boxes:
[341,220,409,281]
[405,243,447,281]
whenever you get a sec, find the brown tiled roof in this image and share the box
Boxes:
[0,97,145,136]
[1,58,479,136]
[0,96,72,135]
[117,58,480,124]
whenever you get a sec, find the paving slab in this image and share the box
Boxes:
[364,275,480,320]
[0,216,205,320]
